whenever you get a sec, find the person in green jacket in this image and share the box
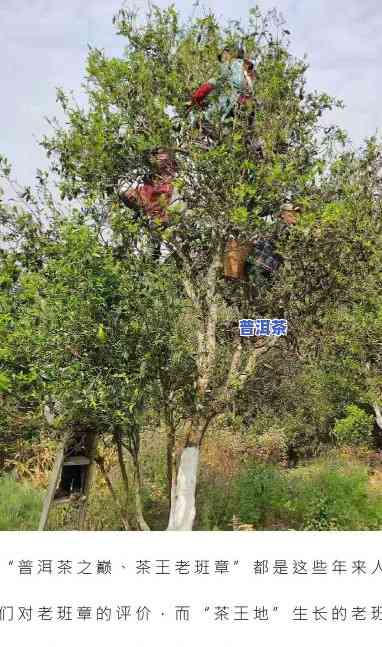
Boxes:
[189,47,256,129]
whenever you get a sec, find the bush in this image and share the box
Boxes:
[196,473,237,530]
[236,464,286,528]
[235,456,382,530]
[253,429,288,465]
[0,475,43,530]
[333,404,374,447]
[287,459,382,530]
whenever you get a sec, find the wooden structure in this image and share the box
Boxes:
[39,430,99,530]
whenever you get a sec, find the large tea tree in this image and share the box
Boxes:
[41,5,382,529]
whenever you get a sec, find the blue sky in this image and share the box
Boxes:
[1,0,381,188]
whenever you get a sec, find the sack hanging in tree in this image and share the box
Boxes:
[252,237,281,273]
[223,240,254,280]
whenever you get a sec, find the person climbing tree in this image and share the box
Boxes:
[247,203,301,281]
[118,148,184,261]
[119,148,176,223]
[188,47,257,135]
[223,203,300,282]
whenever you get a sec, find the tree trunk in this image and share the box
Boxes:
[95,455,131,530]
[162,409,177,511]
[115,433,130,499]
[132,457,150,531]
[167,446,200,531]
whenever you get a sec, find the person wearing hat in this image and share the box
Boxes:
[119,149,177,224]
[189,48,256,128]
[278,202,301,226]
[119,149,186,262]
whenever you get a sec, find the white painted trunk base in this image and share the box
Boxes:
[167,447,199,531]
[374,403,382,430]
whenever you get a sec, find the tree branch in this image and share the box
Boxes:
[237,336,279,389]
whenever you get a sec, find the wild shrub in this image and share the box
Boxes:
[333,404,374,447]
[233,456,382,530]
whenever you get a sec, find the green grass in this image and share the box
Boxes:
[0,475,43,530]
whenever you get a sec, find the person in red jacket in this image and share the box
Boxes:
[119,149,177,224]
[119,149,184,262]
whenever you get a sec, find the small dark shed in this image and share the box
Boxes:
[54,432,96,502]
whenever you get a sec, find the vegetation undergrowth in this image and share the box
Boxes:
[0,475,43,530]
[197,454,382,530]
